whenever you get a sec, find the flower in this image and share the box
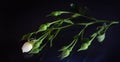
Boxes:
[21,41,33,53]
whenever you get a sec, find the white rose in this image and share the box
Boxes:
[21,41,33,53]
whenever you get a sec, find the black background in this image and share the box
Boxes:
[1,0,120,62]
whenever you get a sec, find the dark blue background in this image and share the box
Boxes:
[1,0,120,62]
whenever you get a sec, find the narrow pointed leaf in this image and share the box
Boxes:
[72,13,81,18]
[63,19,74,24]
[47,11,70,17]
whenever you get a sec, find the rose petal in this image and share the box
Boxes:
[22,42,33,53]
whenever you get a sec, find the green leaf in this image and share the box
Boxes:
[47,11,70,17]
[71,13,81,18]
[63,19,74,24]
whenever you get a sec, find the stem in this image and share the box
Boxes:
[90,33,97,42]
[109,21,119,27]
[69,38,78,51]
[37,30,50,42]
[50,20,61,25]
[104,21,119,32]
[82,15,98,21]
[78,25,88,36]
[50,29,61,47]
[49,21,64,47]
[76,21,106,26]
[67,39,77,48]
[77,24,92,41]
[53,25,73,29]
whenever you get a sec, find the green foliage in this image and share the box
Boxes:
[63,19,74,24]
[71,13,81,18]
[47,11,70,17]
[21,3,119,60]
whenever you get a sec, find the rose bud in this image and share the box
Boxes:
[37,23,51,33]
[59,49,71,59]
[97,33,105,42]
[39,24,48,31]
[78,43,90,51]
[21,41,33,53]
